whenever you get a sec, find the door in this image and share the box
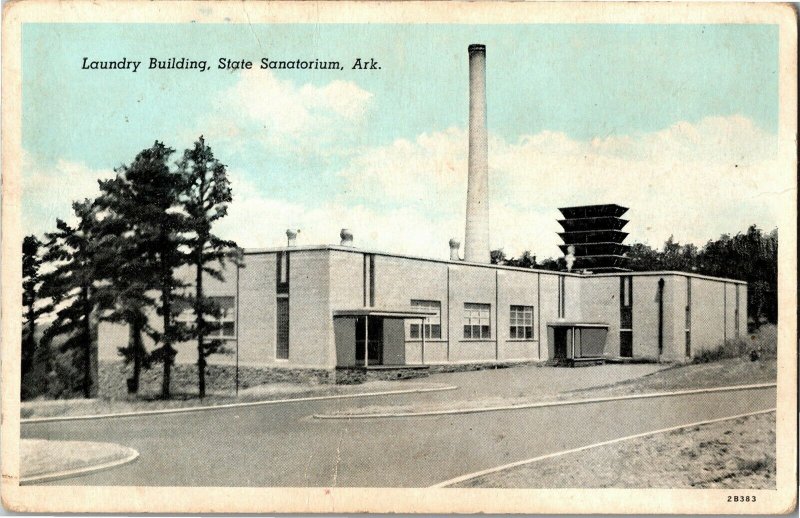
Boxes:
[553,328,568,359]
[620,331,633,357]
[355,316,384,365]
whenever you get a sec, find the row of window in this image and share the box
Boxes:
[408,300,534,341]
[174,296,237,339]
[174,297,536,343]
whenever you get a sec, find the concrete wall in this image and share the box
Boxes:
[372,254,449,363]
[237,254,274,366]
[538,273,561,360]
[691,277,727,355]
[383,318,406,365]
[334,317,356,367]
[579,276,620,357]
[447,264,497,363]
[497,269,540,361]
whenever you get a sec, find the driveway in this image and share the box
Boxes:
[22,367,774,487]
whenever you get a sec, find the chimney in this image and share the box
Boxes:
[286,229,298,247]
[340,228,354,246]
[449,238,461,261]
[464,43,490,264]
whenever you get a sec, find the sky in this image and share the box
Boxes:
[21,23,786,260]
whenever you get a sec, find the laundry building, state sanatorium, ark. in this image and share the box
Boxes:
[97,44,747,392]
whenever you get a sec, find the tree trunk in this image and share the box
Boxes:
[196,252,206,398]
[162,358,172,399]
[128,314,143,393]
[82,285,93,399]
[198,354,206,399]
[161,281,173,400]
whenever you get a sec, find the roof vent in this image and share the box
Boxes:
[286,229,298,247]
[449,238,461,261]
[340,228,354,247]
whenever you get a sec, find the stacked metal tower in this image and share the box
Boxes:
[557,204,631,272]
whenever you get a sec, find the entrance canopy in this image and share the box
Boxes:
[547,321,610,361]
[333,307,437,318]
[333,307,437,367]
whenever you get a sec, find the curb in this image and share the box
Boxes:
[20,448,140,485]
[22,385,459,424]
[429,408,777,488]
[313,382,777,419]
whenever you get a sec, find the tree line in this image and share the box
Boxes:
[21,138,240,401]
[491,225,778,326]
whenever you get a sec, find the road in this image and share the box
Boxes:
[22,383,775,488]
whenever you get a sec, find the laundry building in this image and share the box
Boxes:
[97,43,747,389]
[97,239,746,378]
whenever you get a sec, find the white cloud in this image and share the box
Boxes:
[197,70,373,154]
[21,152,115,236]
[216,169,462,258]
[323,114,789,259]
[24,114,791,264]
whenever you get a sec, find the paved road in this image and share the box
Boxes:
[23,385,775,488]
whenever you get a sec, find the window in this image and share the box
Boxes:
[276,298,289,359]
[174,295,236,339]
[463,303,491,339]
[509,305,534,339]
[208,296,236,338]
[408,300,441,340]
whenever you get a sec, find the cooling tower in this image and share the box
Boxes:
[463,44,491,264]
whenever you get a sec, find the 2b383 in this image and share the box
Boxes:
[728,496,756,502]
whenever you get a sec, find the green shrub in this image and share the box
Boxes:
[694,324,777,364]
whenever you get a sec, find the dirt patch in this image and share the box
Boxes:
[454,412,776,489]
[21,439,136,480]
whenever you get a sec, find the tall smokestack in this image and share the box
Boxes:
[464,43,490,264]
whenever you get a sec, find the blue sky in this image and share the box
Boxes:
[22,23,784,259]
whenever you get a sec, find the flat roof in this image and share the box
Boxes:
[243,245,747,284]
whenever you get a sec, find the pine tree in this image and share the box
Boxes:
[21,235,43,399]
[178,136,240,398]
[99,141,189,398]
[39,200,100,398]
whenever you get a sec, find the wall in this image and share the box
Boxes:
[328,250,366,365]
[288,250,333,367]
[96,262,241,368]
[538,273,561,359]
[579,276,620,357]
[334,317,356,367]
[372,254,449,363]
[382,318,407,365]
[497,269,541,361]
[447,264,498,362]
[691,277,727,355]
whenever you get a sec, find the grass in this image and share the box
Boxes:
[694,324,777,364]
[21,379,452,419]
[20,439,136,479]
[453,412,776,489]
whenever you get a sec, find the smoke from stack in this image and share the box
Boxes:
[566,245,576,272]
[463,44,490,264]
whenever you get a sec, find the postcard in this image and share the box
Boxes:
[1,1,797,514]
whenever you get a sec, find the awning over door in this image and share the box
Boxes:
[333,307,437,318]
